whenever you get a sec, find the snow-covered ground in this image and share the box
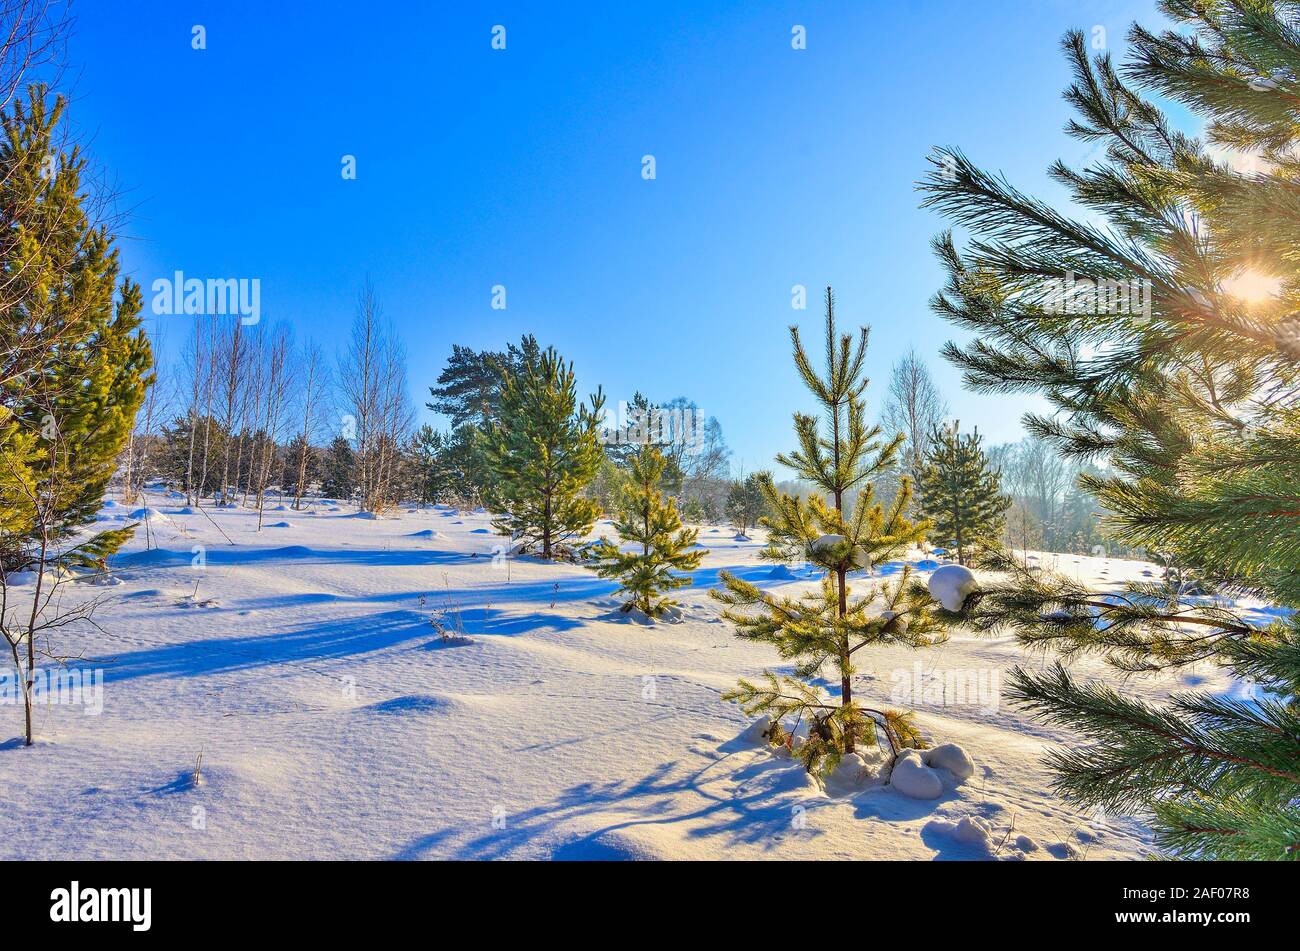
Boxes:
[0,494,1266,860]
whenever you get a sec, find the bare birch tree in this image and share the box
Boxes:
[215,318,248,503]
[882,349,948,477]
[253,325,294,529]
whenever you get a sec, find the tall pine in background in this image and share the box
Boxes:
[591,444,703,618]
[919,2,1300,858]
[480,346,605,559]
[427,336,540,504]
[713,288,944,772]
[916,422,1010,565]
[0,87,153,744]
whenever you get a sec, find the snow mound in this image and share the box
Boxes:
[733,533,751,542]
[112,548,190,567]
[350,511,382,520]
[738,716,775,745]
[888,743,977,798]
[101,500,119,509]
[265,521,293,529]
[551,829,664,861]
[617,606,657,626]
[823,750,887,795]
[767,564,796,580]
[270,546,316,558]
[171,506,196,515]
[128,507,170,522]
[361,694,457,715]
[925,815,993,848]
[1014,834,1040,852]
[609,605,651,626]
[889,750,943,799]
[924,742,976,780]
[422,633,475,649]
[950,816,992,844]
[928,564,978,612]
[407,529,444,538]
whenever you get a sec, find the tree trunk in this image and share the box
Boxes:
[832,393,854,752]
[10,641,31,747]
[840,658,852,753]
[22,675,32,746]
[542,500,552,559]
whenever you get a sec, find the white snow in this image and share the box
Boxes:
[127,507,171,524]
[950,815,992,843]
[928,563,978,612]
[0,494,1263,860]
[810,534,871,569]
[924,742,976,780]
[889,749,944,800]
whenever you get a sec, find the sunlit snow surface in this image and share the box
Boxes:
[0,494,1276,860]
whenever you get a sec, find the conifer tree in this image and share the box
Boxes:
[281,433,317,498]
[428,336,540,431]
[427,336,539,502]
[407,424,448,506]
[916,422,1010,565]
[0,87,153,744]
[480,346,605,559]
[592,444,703,617]
[919,3,1300,858]
[725,472,769,534]
[712,289,944,771]
[320,435,355,501]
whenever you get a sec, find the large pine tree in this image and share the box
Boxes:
[480,345,605,559]
[427,336,541,431]
[427,336,540,504]
[0,87,153,744]
[916,422,1010,565]
[919,3,1300,858]
[592,444,703,617]
[712,288,944,772]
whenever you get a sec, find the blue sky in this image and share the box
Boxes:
[62,0,1163,473]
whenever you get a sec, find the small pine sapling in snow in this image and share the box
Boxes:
[591,444,703,618]
[0,89,153,745]
[712,288,948,774]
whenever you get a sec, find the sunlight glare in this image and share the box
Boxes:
[1221,269,1283,305]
